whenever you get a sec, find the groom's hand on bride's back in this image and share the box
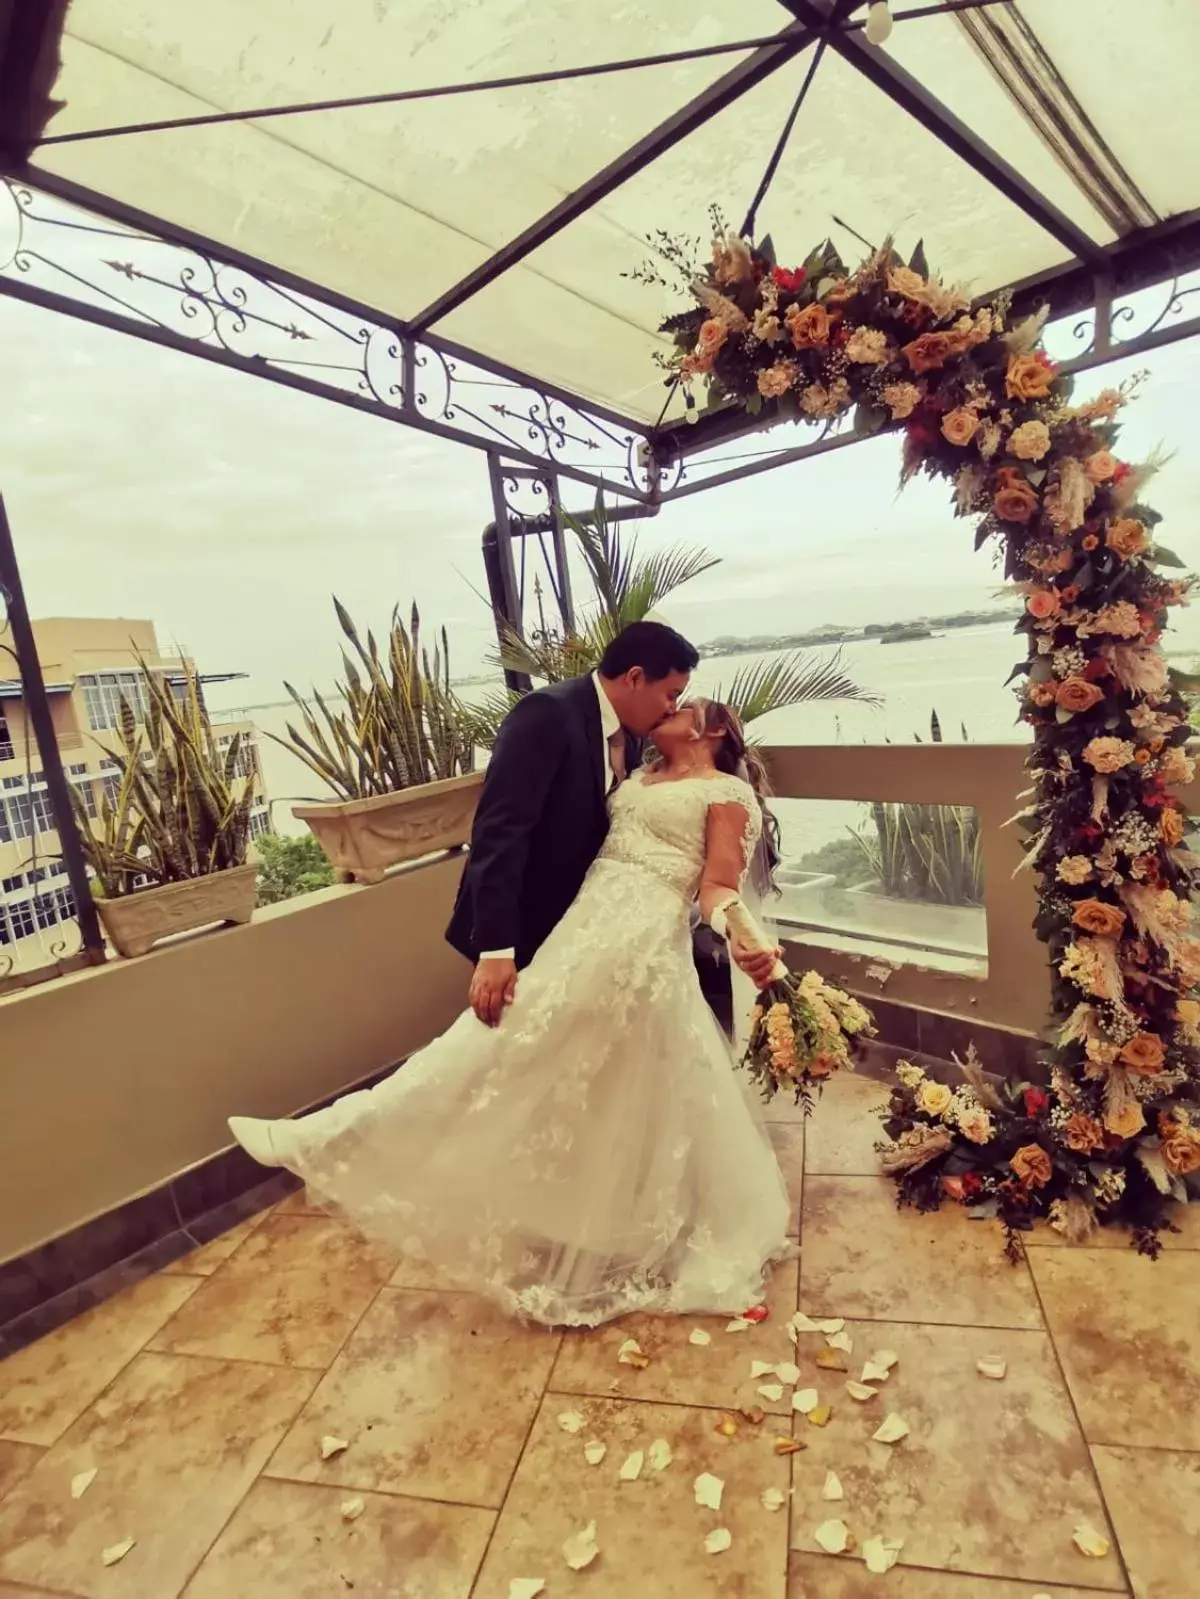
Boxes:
[470,957,518,1027]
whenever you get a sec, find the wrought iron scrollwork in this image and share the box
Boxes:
[1064,269,1200,366]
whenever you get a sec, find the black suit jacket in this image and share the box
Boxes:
[446,676,641,970]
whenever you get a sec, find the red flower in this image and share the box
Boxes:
[961,1172,984,1200]
[1143,788,1167,810]
[1034,351,1058,375]
[1077,822,1103,843]
[1024,1088,1050,1119]
[771,266,807,294]
[1083,656,1111,681]
[1113,461,1133,486]
[739,1304,769,1324]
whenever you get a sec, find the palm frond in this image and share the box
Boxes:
[713,648,882,725]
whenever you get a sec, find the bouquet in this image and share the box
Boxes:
[719,900,875,1107]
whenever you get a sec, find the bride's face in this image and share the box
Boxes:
[653,703,719,757]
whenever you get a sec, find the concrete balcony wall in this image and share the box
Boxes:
[0,856,468,1266]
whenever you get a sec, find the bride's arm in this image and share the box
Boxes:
[699,802,781,989]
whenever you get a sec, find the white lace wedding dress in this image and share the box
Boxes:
[253,770,791,1327]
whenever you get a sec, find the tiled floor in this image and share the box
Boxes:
[1,1070,1196,1598]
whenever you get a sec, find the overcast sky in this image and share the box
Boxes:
[2,289,1198,705]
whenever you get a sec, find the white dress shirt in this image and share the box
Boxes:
[481,674,622,963]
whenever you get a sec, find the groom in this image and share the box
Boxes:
[446,620,776,1025]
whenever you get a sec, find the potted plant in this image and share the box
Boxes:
[282,599,482,884]
[70,659,258,958]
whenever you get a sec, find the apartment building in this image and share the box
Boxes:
[0,618,268,972]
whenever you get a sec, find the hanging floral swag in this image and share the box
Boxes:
[637,216,1200,1254]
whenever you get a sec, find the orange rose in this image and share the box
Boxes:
[1082,533,1099,551]
[1029,682,1057,708]
[1055,677,1105,714]
[1104,1100,1146,1139]
[1160,1114,1200,1176]
[903,331,959,375]
[1072,899,1127,938]
[1161,808,1186,847]
[1106,518,1149,561]
[1006,353,1056,401]
[1010,1144,1053,1189]
[697,318,728,356]
[995,479,1040,523]
[1119,1031,1166,1074]
[1062,1113,1105,1154]
[1026,590,1061,621]
[785,302,834,349]
[1084,450,1118,484]
[941,407,980,447]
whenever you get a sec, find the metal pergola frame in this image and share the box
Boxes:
[1,0,1199,989]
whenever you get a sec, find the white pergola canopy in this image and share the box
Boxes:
[19,0,1200,426]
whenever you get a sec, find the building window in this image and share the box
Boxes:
[79,672,149,732]
[54,886,76,918]
[0,707,13,761]
[1,873,23,894]
[33,892,59,930]
[8,900,34,939]
[249,808,270,840]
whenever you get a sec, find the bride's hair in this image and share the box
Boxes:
[686,699,782,894]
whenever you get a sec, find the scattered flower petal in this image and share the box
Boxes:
[741,1306,769,1323]
[70,1469,97,1500]
[694,1472,724,1511]
[1073,1522,1111,1559]
[807,1405,833,1428]
[617,1338,649,1368]
[775,1361,801,1386]
[584,1441,607,1466]
[774,1435,805,1455]
[689,1328,713,1347]
[563,1521,600,1570]
[823,1471,844,1502]
[873,1414,910,1445]
[704,1528,733,1555]
[750,1360,776,1380]
[725,1318,752,1333]
[872,1349,899,1372]
[715,1414,739,1438]
[816,1520,850,1555]
[793,1389,819,1415]
[739,1406,765,1426]
[827,1330,854,1354]
[619,1450,644,1482]
[790,1313,823,1335]
[977,1356,1008,1381]
[817,1319,845,1335]
[340,1496,365,1522]
[864,1536,904,1575]
[757,1383,784,1403]
[507,1582,545,1599]
[320,1436,350,1461]
[101,1539,135,1568]
[862,1351,898,1384]
[817,1348,848,1372]
[846,1381,878,1403]
[556,1411,586,1435]
[648,1439,673,1473]
[761,1488,786,1512]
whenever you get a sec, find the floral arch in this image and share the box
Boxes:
[653,227,1199,1252]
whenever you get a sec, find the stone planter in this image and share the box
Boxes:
[96,862,259,958]
[293,771,483,885]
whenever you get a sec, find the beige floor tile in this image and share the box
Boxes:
[472,1394,791,1599]
[273,1188,335,1217]
[0,1444,42,1501]
[770,1123,805,1222]
[0,1351,315,1599]
[266,1288,560,1509]
[802,1073,890,1177]
[787,1322,1122,1591]
[148,1215,397,1369]
[789,1560,1123,1598]
[764,1088,811,1126]
[1026,1202,1200,1250]
[0,1585,78,1597]
[0,1276,200,1447]
[183,1477,493,1599]
[1092,1445,1200,1599]
[551,1257,800,1417]
[801,1177,1043,1329]
[161,1213,267,1276]
[1030,1250,1200,1451]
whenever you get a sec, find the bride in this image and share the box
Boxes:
[229,698,791,1327]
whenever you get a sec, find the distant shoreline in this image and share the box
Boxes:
[694,610,1021,659]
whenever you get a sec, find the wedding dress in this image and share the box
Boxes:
[236,771,791,1327]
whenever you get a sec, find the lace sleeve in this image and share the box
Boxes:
[710,777,762,876]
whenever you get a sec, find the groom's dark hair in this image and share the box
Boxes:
[598,621,699,681]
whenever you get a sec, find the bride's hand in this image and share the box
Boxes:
[730,938,783,990]
[470,957,518,1027]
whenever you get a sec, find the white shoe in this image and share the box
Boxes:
[229,1116,287,1169]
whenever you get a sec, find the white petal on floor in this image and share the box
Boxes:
[815,1520,849,1555]
[822,1471,844,1502]
[694,1472,724,1511]
[563,1521,600,1570]
[864,1535,904,1574]
[619,1450,645,1482]
[704,1527,732,1555]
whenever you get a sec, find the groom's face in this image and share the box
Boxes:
[620,667,691,737]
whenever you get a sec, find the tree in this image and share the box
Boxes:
[254,832,336,905]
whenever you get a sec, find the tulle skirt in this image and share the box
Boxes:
[268,857,791,1326]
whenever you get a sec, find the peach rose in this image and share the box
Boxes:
[1084,450,1118,484]
[1026,590,1061,622]
[1063,1113,1105,1154]
[697,318,728,356]
[1106,518,1149,561]
[1104,1100,1146,1139]
[1057,855,1093,885]
[757,361,797,399]
[1176,997,1200,1035]
[1072,899,1127,938]
[1159,745,1196,786]
[883,382,922,420]
[903,331,959,375]
[1161,808,1186,847]
[1083,736,1135,773]
[1009,420,1051,461]
[1119,1031,1165,1074]
[844,326,889,364]
[917,1080,953,1118]
[888,266,927,300]
[1010,1144,1053,1189]
[1028,682,1058,708]
[995,478,1040,523]
[1006,352,1056,401]
[785,302,834,349]
[1056,677,1105,714]
[941,408,980,447]
[1160,1113,1200,1176]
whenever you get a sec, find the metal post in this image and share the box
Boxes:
[0,493,106,964]
[484,453,531,695]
